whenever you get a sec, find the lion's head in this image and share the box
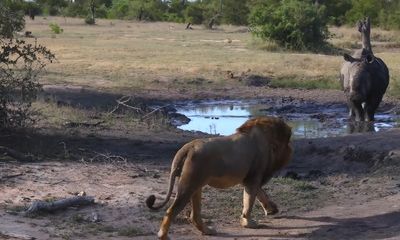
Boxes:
[237,117,293,171]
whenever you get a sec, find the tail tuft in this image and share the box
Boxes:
[146,195,156,209]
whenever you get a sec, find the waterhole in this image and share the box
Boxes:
[175,99,399,138]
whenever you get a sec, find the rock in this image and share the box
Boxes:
[153,173,160,179]
[169,113,190,126]
[78,191,86,196]
[90,212,100,222]
[360,178,369,184]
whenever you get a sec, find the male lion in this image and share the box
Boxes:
[146,116,293,239]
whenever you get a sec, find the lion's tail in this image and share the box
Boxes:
[145,144,191,210]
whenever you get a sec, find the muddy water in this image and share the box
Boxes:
[175,100,399,138]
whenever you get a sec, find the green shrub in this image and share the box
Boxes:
[184,4,204,24]
[0,3,25,38]
[96,4,109,19]
[108,0,166,21]
[49,23,63,34]
[62,3,87,17]
[249,0,329,51]
[0,39,55,128]
[85,16,95,25]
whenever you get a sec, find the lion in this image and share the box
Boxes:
[146,116,293,239]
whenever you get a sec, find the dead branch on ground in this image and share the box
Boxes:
[25,196,95,216]
[0,173,23,181]
[108,96,142,115]
[141,105,170,120]
[88,152,128,165]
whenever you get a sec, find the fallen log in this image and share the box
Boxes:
[25,196,95,215]
[0,231,35,240]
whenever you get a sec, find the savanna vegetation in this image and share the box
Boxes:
[1,0,400,130]
[3,0,400,49]
[1,2,400,240]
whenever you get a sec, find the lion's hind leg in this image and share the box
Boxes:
[190,189,217,235]
[158,171,207,239]
[158,188,193,239]
[257,188,278,216]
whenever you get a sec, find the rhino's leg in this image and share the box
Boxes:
[349,100,364,121]
[257,188,278,216]
[364,95,383,122]
[190,189,216,235]
[348,108,355,119]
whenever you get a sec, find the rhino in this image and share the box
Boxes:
[340,17,389,122]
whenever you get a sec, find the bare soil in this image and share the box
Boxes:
[1,86,400,240]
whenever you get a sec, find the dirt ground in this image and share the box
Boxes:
[1,86,400,240]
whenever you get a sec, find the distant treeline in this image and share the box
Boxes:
[4,0,400,29]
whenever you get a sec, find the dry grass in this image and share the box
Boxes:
[24,17,400,95]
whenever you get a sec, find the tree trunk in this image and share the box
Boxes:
[90,0,96,24]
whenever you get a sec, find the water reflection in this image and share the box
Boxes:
[176,101,399,139]
[347,122,376,134]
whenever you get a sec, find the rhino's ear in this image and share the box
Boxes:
[364,54,375,64]
[343,53,356,63]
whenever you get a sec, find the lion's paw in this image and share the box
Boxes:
[202,226,217,235]
[266,205,279,216]
[157,230,170,240]
[240,217,259,229]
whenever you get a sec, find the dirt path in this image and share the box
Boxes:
[1,126,400,239]
[207,193,400,240]
[1,85,400,239]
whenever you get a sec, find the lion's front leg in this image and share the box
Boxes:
[257,188,278,216]
[240,186,259,229]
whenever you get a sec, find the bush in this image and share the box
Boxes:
[184,4,204,24]
[0,39,55,128]
[249,0,329,51]
[85,16,96,25]
[49,23,63,34]
[0,3,25,38]
[96,4,109,19]
[108,0,167,21]
[62,3,88,17]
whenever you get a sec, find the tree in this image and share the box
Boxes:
[0,5,55,128]
[345,0,383,25]
[108,0,167,21]
[322,0,352,26]
[36,0,68,15]
[0,2,25,38]
[221,0,249,25]
[184,2,205,24]
[249,0,329,50]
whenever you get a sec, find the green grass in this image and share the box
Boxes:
[270,76,341,90]
[22,17,400,98]
[265,177,329,213]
